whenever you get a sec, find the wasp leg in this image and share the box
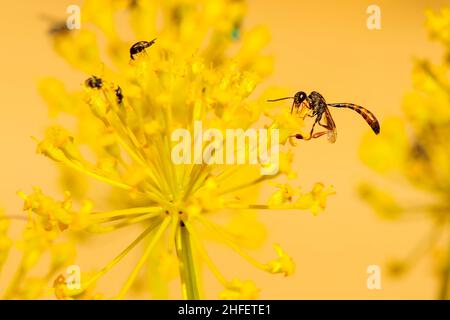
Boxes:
[291,133,311,140]
[291,130,328,140]
[312,131,329,138]
[301,112,315,120]
[318,118,333,130]
[291,102,304,115]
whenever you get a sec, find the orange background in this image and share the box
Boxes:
[0,0,448,299]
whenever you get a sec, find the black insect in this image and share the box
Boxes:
[39,14,69,35]
[115,86,123,104]
[129,38,157,60]
[85,76,103,89]
[48,21,69,35]
[129,0,138,8]
[268,91,380,143]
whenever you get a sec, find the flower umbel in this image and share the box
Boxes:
[360,8,450,299]
[27,0,334,299]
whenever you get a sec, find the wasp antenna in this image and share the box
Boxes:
[267,97,294,102]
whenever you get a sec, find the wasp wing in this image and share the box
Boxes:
[320,107,337,143]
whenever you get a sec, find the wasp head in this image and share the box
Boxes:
[293,91,307,104]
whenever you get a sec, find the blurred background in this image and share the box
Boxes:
[0,0,448,299]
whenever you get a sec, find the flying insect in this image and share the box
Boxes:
[268,91,380,143]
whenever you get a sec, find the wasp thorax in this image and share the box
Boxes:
[309,91,326,103]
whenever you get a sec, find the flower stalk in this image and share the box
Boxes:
[176,221,201,299]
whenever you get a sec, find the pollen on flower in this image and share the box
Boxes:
[295,183,335,215]
[267,183,295,206]
[18,187,72,231]
[267,244,295,277]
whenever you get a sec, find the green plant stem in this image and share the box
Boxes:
[176,221,200,300]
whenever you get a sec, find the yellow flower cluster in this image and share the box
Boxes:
[0,211,12,274]
[359,8,450,299]
[0,205,77,299]
[8,0,334,299]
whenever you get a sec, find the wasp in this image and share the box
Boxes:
[129,38,157,60]
[85,76,103,89]
[268,91,380,143]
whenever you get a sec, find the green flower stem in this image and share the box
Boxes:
[176,221,201,300]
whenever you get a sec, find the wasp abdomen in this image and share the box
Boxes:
[329,103,380,134]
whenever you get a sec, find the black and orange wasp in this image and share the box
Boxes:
[268,91,380,143]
